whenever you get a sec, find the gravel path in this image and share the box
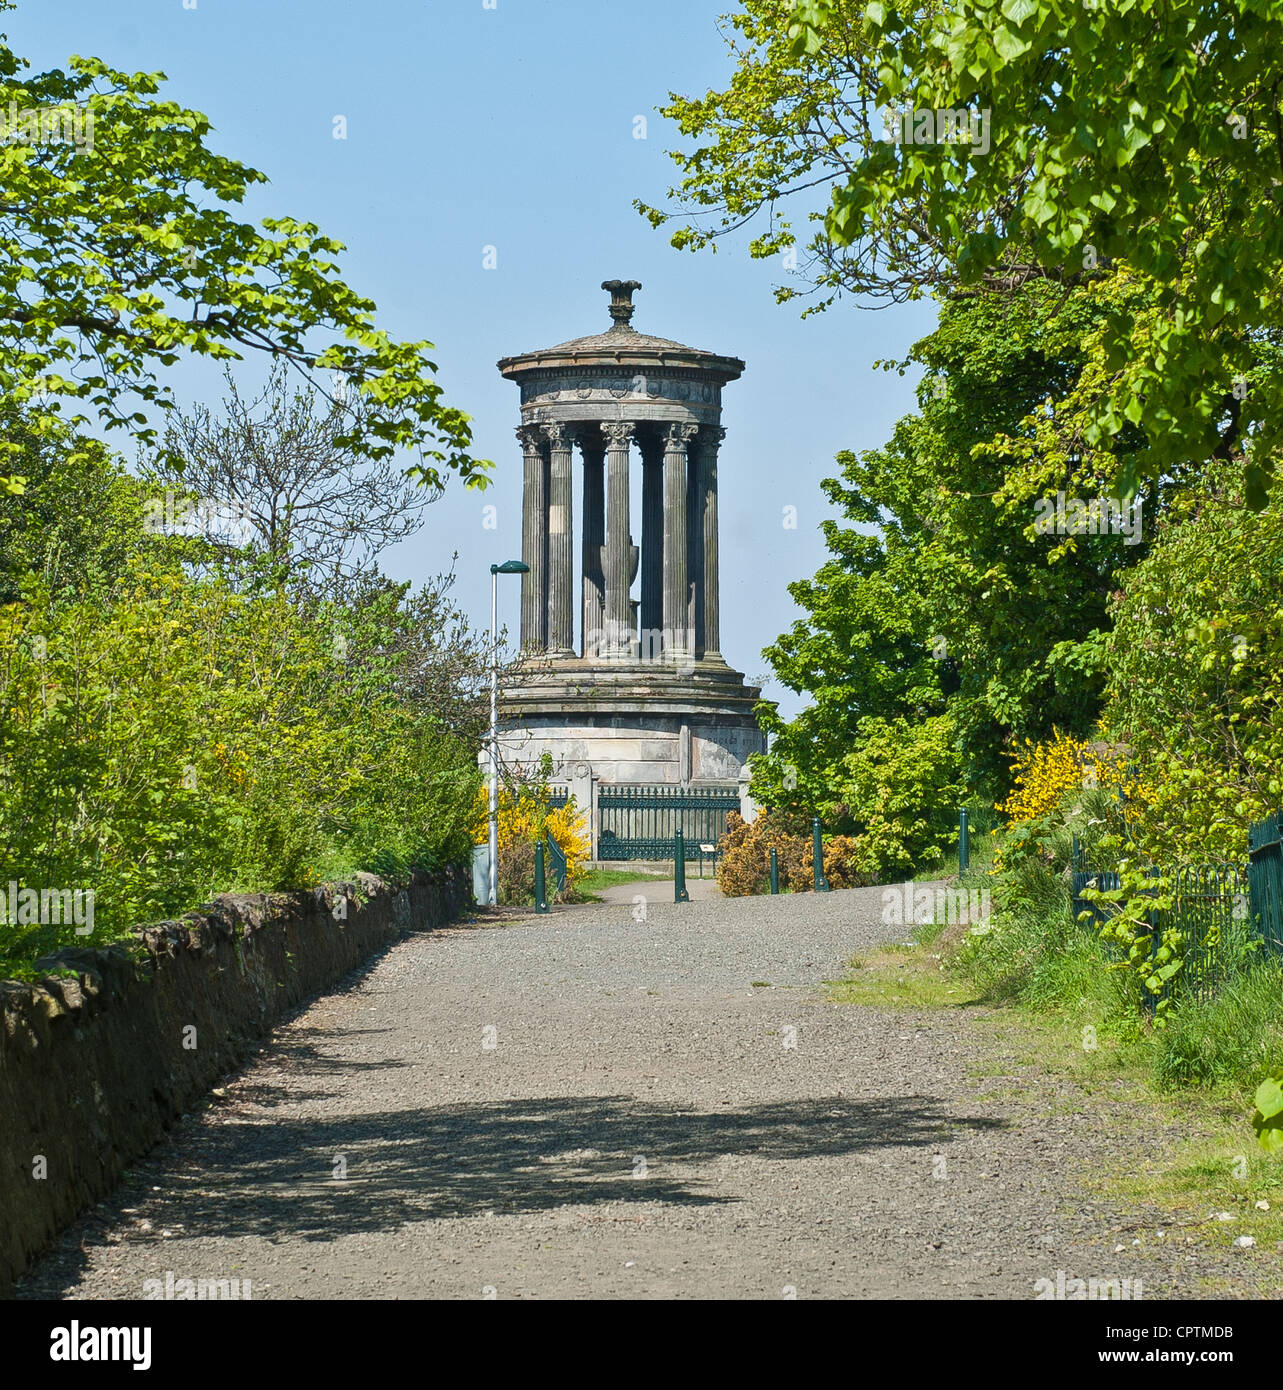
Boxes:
[17,885,1266,1299]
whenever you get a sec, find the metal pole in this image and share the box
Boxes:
[770,847,779,895]
[534,839,549,914]
[488,568,498,907]
[959,807,969,874]
[813,817,830,892]
[674,829,689,902]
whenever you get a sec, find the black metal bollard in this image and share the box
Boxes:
[534,839,549,914]
[959,807,970,874]
[812,817,830,892]
[674,829,690,902]
[770,847,780,895]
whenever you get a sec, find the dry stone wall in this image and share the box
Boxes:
[0,869,467,1293]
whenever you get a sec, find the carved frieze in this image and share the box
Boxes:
[521,372,721,408]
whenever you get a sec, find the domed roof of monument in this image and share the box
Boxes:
[541,324,704,354]
[498,280,744,383]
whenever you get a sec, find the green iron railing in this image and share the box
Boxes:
[1072,817,1282,1010]
[597,783,739,861]
[1248,811,1283,955]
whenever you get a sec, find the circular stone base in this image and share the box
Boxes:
[497,656,765,785]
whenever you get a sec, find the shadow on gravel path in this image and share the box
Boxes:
[23,1091,1004,1281]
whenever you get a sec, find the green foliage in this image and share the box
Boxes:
[0,562,480,966]
[750,709,962,881]
[753,285,1134,814]
[1148,962,1283,1096]
[0,403,202,606]
[829,713,964,876]
[1104,459,1283,866]
[656,1,1283,1121]
[1254,1074,1283,1153]
[960,777,1283,1118]
[647,0,1281,507]
[1081,863,1187,1027]
[952,868,1138,1024]
[0,2,486,495]
[0,413,484,972]
[962,781,1131,1005]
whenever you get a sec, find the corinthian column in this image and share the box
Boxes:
[545,421,574,656]
[639,432,664,655]
[698,426,725,660]
[580,435,605,659]
[662,421,699,661]
[601,420,635,657]
[517,425,547,652]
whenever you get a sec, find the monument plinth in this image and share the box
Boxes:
[495,281,764,789]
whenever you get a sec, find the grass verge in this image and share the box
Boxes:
[826,901,1283,1283]
[572,868,670,901]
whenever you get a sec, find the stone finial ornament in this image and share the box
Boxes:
[601,278,642,329]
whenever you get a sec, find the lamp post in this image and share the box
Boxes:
[489,560,529,906]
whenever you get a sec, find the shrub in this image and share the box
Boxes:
[998,730,1136,844]
[716,812,877,897]
[0,563,484,970]
[717,812,803,896]
[470,779,589,905]
[820,835,879,889]
[831,713,965,875]
[1001,730,1093,827]
[0,408,490,976]
[1103,460,1283,867]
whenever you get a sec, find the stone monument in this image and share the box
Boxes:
[495,280,765,794]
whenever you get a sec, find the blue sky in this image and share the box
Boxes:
[7,0,937,717]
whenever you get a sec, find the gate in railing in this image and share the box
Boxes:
[597,784,738,860]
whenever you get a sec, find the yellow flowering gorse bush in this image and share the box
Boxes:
[992,728,1145,875]
[470,785,590,890]
[999,728,1141,828]
[1001,730,1093,827]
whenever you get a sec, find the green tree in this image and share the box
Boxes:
[643,0,1281,506]
[755,285,1145,812]
[0,1,485,495]
[0,416,488,969]
[0,404,173,605]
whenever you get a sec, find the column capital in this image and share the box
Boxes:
[664,421,700,449]
[543,421,571,449]
[516,423,543,454]
[699,425,727,450]
[601,419,634,447]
